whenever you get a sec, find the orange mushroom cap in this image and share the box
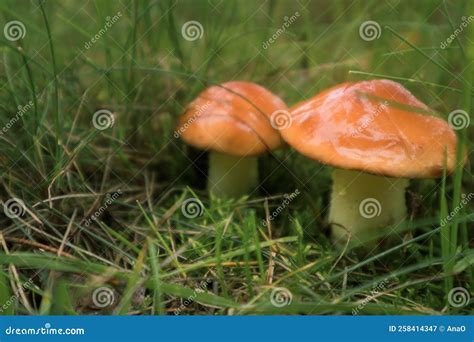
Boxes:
[177,81,286,157]
[281,79,461,178]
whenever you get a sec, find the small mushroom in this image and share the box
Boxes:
[177,81,287,197]
[281,79,462,245]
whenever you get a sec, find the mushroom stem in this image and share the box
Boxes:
[208,151,258,198]
[329,169,408,245]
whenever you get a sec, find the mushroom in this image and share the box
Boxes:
[177,81,287,197]
[281,79,461,245]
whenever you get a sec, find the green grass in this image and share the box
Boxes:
[0,0,472,315]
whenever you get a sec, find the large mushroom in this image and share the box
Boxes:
[281,79,461,245]
[177,81,287,198]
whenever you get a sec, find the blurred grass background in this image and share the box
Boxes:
[0,0,472,315]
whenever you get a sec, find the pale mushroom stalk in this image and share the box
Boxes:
[328,169,408,244]
[207,151,258,198]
